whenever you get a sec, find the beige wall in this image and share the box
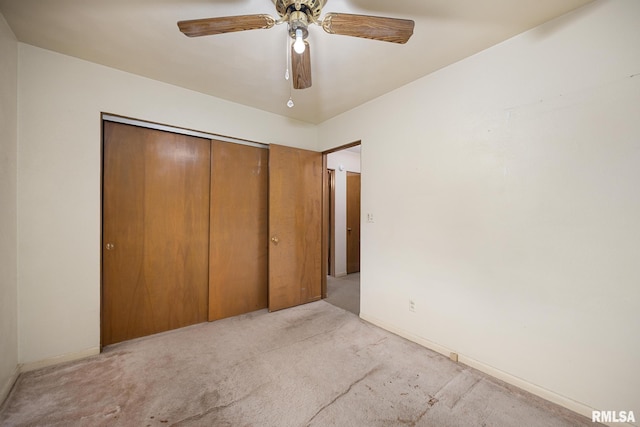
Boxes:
[16,44,318,367]
[0,12,18,402]
[319,0,640,420]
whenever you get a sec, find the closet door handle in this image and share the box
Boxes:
[271,236,279,245]
[105,243,115,250]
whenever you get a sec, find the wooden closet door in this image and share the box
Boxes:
[268,144,323,311]
[209,140,268,320]
[102,122,210,346]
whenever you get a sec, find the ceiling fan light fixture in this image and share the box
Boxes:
[293,28,306,54]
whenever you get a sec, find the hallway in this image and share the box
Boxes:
[325,273,360,315]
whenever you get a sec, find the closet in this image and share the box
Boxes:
[101,119,321,346]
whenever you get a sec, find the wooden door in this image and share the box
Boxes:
[346,172,361,273]
[268,144,323,311]
[327,169,336,277]
[102,122,210,346]
[209,140,268,321]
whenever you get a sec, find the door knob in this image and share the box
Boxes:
[105,243,115,250]
[271,236,279,245]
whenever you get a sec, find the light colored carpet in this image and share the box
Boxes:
[0,301,597,426]
[326,273,360,315]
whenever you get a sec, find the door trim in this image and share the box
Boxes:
[322,141,361,156]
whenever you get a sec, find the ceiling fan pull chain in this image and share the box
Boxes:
[287,77,295,108]
[285,30,291,80]
[286,30,294,108]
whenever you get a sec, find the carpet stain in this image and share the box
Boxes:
[169,383,271,426]
[306,366,382,425]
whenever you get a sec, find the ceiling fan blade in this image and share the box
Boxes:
[322,13,414,44]
[178,14,275,37]
[292,42,312,90]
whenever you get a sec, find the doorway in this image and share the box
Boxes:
[324,143,361,315]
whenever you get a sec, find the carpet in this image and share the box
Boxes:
[0,301,596,426]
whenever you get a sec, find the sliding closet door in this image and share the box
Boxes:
[209,140,269,320]
[268,144,323,311]
[102,122,210,346]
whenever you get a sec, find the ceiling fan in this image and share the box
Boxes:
[178,0,415,90]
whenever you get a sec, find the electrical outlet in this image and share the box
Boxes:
[367,213,374,223]
[409,299,415,312]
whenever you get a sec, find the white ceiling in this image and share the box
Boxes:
[0,0,593,124]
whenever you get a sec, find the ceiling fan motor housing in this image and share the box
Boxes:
[274,0,325,21]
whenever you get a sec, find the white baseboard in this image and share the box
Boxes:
[19,347,100,373]
[359,312,609,424]
[0,365,20,406]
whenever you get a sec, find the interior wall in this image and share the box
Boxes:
[318,0,639,420]
[16,44,318,366]
[0,12,19,402]
[327,150,361,277]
